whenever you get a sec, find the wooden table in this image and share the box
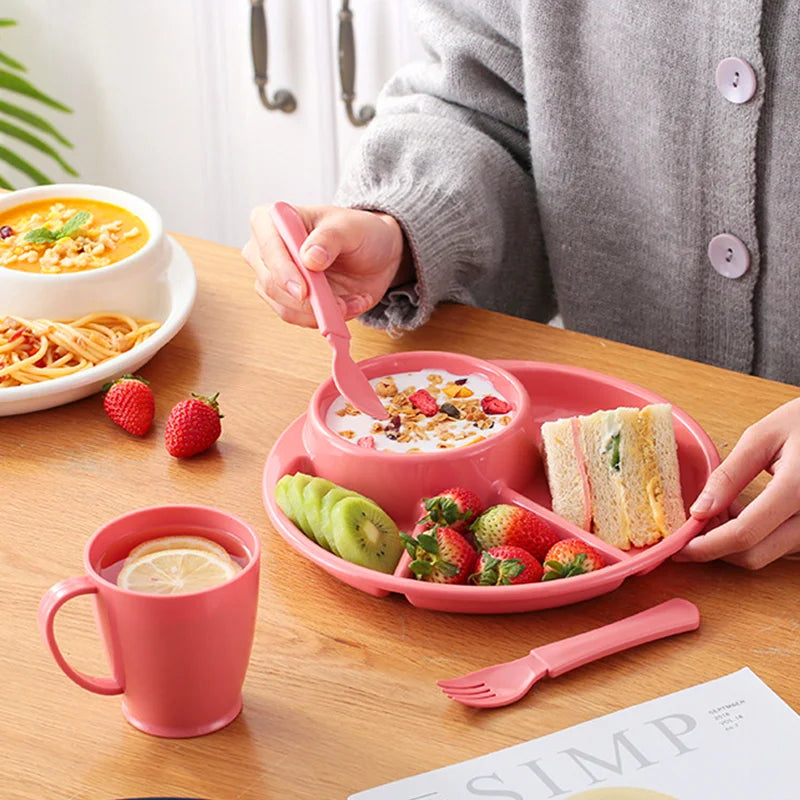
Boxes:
[2,233,798,800]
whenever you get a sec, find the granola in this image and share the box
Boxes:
[325,369,515,453]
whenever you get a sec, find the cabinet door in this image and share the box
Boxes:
[196,0,340,246]
[328,0,425,178]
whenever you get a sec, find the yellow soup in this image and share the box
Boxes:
[0,198,148,274]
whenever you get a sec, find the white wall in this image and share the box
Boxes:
[0,0,422,247]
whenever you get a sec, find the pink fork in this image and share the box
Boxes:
[437,598,700,708]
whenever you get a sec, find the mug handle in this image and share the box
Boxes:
[38,576,123,695]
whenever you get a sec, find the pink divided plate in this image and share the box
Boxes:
[262,360,720,614]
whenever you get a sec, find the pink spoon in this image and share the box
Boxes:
[269,201,388,420]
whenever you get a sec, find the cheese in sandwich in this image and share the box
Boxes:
[540,404,686,549]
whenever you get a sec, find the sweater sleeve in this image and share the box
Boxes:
[334,0,555,333]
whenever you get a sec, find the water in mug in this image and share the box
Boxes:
[98,525,249,595]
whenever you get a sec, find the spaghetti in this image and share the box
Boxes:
[0,312,161,387]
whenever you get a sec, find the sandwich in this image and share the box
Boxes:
[540,403,685,549]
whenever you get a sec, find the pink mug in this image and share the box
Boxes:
[38,505,261,738]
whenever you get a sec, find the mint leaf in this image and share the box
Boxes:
[23,226,56,243]
[55,210,89,238]
[21,211,90,245]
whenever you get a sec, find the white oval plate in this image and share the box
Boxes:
[0,235,196,416]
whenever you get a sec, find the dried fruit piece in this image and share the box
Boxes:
[374,376,398,397]
[443,383,462,398]
[481,395,512,415]
[409,388,438,417]
[440,402,461,418]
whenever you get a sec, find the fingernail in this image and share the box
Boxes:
[286,280,304,300]
[302,244,330,268]
[344,294,371,317]
[690,491,713,514]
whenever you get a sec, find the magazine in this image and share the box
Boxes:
[350,668,799,800]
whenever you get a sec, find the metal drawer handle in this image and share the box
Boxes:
[337,0,375,127]
[250,0,296,113]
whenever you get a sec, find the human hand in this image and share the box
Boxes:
[675,397,800,569]
[242,204,410,327]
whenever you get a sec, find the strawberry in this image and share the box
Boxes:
[542,538,606,580]
[400,527,476,584]
[481,395,512,415]
[418,486,483,533]
[356,435,376,448]
[164,392,223,458]
[409,388,438,416]
[471,546,543,585]
[470,504,560,561]
[102,374,154,436]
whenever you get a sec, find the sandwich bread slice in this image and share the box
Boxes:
[540,403,685,549]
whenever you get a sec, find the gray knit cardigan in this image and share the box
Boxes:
[335,0,800,385]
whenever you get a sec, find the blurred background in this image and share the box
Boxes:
[0,0,423,247]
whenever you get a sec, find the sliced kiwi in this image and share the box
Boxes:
[284,472,315,538]
[330,496,403,574]
[320,486,365,555]
[301,476,339,550]
[274,474,296,522]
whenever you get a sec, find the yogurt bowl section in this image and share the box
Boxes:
[304,350,539,522]
[325,367,515,453]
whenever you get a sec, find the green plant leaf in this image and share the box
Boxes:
[23,227,56,244]
[0,20,77,189]
[57,211,90,237]
[0,144,53,185]
[24,212,91,243]
[0,99,73,147]
[0,50,25,71]
[0,119,76,175]
[0,69,72,113]
[416,530,439,555]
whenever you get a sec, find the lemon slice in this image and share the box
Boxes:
[117,548,241,595]
[126,535,230,562]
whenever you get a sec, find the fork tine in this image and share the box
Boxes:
[438,684,492,697]
[442,690,495,700]
[435,678,485,691]
[443,691,502,708]
[435,667,496,690]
